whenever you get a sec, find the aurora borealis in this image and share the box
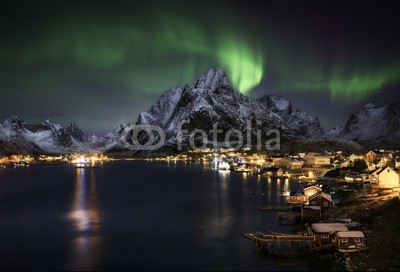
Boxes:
[1,0,399,133]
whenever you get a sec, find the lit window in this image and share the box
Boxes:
[342,238,348,242]
[321,234,329,238]
[354,238,361,242]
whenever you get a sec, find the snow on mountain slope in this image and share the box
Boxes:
[0,116,95,154]
[327,98,400,148]
[116,67,325,152]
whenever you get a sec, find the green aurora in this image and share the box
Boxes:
[0,1,399,132]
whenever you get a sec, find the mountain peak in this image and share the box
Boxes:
[43,119,62,130]
[364,103,376,109]
[195,68,232,90]
[5,115,21,123]
[66,123,79,129]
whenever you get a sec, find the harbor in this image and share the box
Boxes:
[2,148,400,270]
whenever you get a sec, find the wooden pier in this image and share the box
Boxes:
[242,231,314,255]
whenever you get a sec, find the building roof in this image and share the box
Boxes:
[376,166,396,175]
[370,167,382,175]
[311,223,348,233]
[309,192,333,202]
[336,231,365,238]
[335,159,349,164]
[304,185,322,192]
[276,157,303,164]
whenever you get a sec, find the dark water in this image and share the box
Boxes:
[0,161,309,270]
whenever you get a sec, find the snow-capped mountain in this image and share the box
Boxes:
[257,95,324,139]
[327,99,400,148]
[91,123,131,152]
[106,68,324,154]
[0,116,95,155]
[0,68,327,155]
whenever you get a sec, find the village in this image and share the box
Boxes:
[2,148,400,266]
[161,148,400,259]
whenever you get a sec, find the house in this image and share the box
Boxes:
[308,192,334,210]
[365,150,377,163]
[304,152,331,167]
[271,155,285,164]
[333,159,350,169]
[304,185,322,200]
[261,167,283,177]
[369,166,399,188]
[301,205,321,221]
[308,223,349,245]
[275,158,304,170]
[395,157,400,169]
[368,158,385,170]
[287,191,307,204]
[336,231,367,253]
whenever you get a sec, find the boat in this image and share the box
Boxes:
[74,157,101,168]
[13,161,29,168]
[279,190,290,197]
[234,163,253,172]
[217,161,231,171]
[337,243,368,253]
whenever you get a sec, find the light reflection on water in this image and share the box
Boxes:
[68,168,102,270]
[0,161,309,270]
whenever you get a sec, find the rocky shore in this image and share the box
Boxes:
[308,193,400,271]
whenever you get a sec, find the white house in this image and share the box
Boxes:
[395,157,400,169]
[275,158,304,169]
[333,159,350,169]
[304,185,323,200]
[304,153,331,167]
[369,166,399,188]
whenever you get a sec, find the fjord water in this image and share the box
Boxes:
[0,161,308,270]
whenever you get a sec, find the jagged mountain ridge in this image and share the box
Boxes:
[326,98,400,148]
[108,68,324,154]
[0,116,95,155]
[1,68,327,155]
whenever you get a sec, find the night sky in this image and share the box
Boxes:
[1,0,399,134]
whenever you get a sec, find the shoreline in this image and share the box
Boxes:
[306,193,400,271]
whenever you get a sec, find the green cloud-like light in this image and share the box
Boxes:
[327,65,400,101]
[217,37,263,93]
[18,14,264,95]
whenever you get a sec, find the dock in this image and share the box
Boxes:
[242,231,314,254]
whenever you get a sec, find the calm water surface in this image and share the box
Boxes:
[0,161,309,270]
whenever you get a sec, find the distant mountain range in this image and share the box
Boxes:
[0,115,132,155]
[326,98,400,149]
[1,67,397,156]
